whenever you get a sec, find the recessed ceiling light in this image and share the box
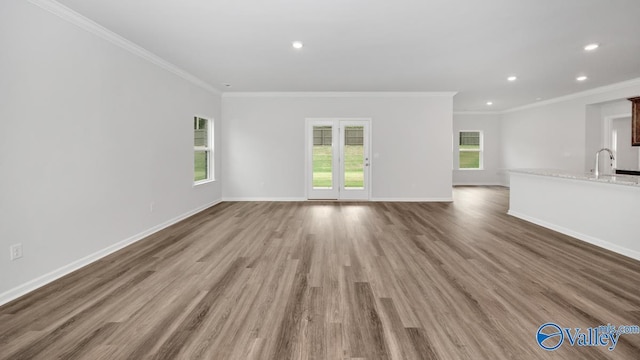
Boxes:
[486,101,493,106]
[292,41,303,49]
[584,43,599,51]
[507,76,517,82]
[576,75,588,81]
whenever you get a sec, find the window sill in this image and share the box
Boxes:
[193,179,216,187]
[458,168,484,171]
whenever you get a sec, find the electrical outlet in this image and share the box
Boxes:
[10,243,23,261]
[150,202,155,213]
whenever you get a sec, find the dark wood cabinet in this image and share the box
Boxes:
[630,97,640,146]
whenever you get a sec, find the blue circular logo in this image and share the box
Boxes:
[536,323,564,351]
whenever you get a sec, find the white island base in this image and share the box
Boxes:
[508,170,640,261]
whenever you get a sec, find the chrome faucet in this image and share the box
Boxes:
[594,148,615,177]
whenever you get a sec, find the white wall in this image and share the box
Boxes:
[502,99,587,176]
[501,79,640,184]
[221,93,455,201]
[612,117,639,170]
[453,113,503,185]
[0,0,221,303]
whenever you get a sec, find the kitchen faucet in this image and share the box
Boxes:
[594,148,615,177]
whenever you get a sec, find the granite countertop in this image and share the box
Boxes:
[509,168,640,187]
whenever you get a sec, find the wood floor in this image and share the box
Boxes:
[1,187,640,359]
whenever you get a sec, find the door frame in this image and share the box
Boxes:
[305,118,372,200]
[603,112,632,170]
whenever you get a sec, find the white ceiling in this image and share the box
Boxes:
[55,0,640,111]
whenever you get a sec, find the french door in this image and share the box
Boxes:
[306,119,370,200]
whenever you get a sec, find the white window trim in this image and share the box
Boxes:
[458,130,483,170]
[194,116,215,185]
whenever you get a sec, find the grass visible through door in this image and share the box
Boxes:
[313,145,364,188]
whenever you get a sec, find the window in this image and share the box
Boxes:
[194,116,213,183]
[459,131,482,170]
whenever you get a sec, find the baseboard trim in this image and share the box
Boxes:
[222,197,306,202]
[371,197,454,202]
[222,197,455,202]
[507,210,640,262]
[0,199,222,306]
[453,182,505,186]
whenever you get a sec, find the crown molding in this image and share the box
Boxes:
[222,91,458,98]
[503,77,640,114]
[28,0,220,95]
[453,111,501,116]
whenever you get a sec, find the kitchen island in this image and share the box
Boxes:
[508,169,640,261]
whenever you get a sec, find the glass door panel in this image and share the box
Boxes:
[343,126,364,189]
[307,120,339,199]
[339,120,369,200]
[312,126,333,188]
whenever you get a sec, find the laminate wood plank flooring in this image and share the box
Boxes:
[1,187,639,359]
